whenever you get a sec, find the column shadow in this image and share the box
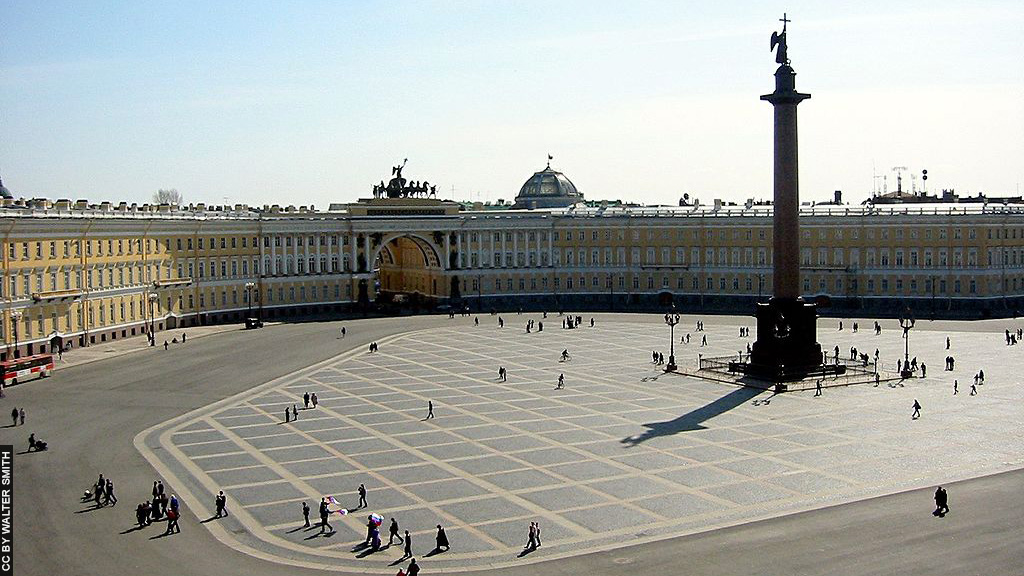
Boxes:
[621,386,764,447]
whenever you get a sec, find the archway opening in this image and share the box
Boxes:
[373,235,446,309]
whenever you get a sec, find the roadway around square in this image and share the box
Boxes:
[137,316,1024,573]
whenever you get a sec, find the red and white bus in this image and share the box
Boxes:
[2,354,55,386]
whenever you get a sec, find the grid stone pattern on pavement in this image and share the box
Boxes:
[142,317,1024,572]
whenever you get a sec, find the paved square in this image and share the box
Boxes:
[139,317,1024,572]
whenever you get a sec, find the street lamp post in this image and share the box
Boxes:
[899,310,915,379]
[148,293,158,346]
[664,309,681,372]
[245,282,256,318]
[11,310,22,359]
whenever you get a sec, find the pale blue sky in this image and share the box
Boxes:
[1,1,1021,207]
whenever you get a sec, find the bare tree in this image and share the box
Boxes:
[153,188,183,205]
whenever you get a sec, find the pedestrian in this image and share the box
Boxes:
[94,483,103,507]
[435,524,450,551]
[165,507,179,535]
[701,334,707,346]
[525,522,536,551]
[935,486,949,514]
[10,408,17,427]
[170,494,179,513]
[319,498,332,533]
[311,393,318,408]
[557,374,564,389]
[946,336,950,350]
[970,382,977,395]
[302,501,310,527]
[304,392,310,409]
[815,380,822,397]
[535,521,542,546]
[979,369,985,383]
[921,363,926,378]
[105,479,117,506]
[292,404,298,420]
[182,333,186,342]
[406,558,420,576]
[388,518,402,546]
[285,407,290,423]
[403,531,413,559]
[164,340,169,350]
[912,399,921,419]
[18,408,24,426]
[474,317,479,326]
[953,380,958,395]
[358,483,367,509]
[215,490,228,517]
[426,401,434,419]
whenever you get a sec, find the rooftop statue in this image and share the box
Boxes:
[770,13,791,66]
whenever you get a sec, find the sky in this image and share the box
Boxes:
[1,0,1022,208]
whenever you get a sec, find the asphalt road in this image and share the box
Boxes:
[6,313,1023,576]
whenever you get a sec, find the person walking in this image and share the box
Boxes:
[406,558,420,576]
[292,404,299,421]
[215,490,228,518]
[18,408,25,426]
[953,380,958,395]
[311,393,318,408]
[165,507,179,535]
[535,521,542,547]
[435,524,450,552]
[302,501,310,527]
[319,498,332,533]
[402,531,413,559]
[912,399,922,419]
[357,483,367,509]
[304,392,310,409]
[10,408,17,427]
[104,479,117,506]
[815,380,822,397]
[388,518,403,546]
[970,382,978,396]
[285,407,290,423]
[557,374,564,389]
[935,486,949,514]
[525,522,536,551]
[426,401,434,419]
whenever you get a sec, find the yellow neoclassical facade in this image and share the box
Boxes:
[1,194,1023,360]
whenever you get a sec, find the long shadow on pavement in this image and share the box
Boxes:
[621,385,764,447]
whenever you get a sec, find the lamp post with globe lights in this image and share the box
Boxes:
[899,310,915,379]
[664,308,681,372]
[148,293,159,346]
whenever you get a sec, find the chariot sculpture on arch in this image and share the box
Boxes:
[371,158,439,199]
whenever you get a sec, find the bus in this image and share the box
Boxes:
[2,354,55,387]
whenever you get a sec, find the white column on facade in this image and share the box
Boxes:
[513,231,518,268]
[314,234,321,274]
[349,234,357,273]
[443,233,451,270]
[258,233,266,276]
[547,228,553,267]
[488,228,495,268]
[501,231,507,267]
[477,232,484,268]
[536,229,542,267]
[456,232,463,269]
[270,235,277,275]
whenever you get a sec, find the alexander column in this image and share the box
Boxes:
[747,15,825,380]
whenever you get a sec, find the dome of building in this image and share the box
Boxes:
[512,164,583,209]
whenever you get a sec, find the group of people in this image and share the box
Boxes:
[85,473,117,507]
[128,479,181,535]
